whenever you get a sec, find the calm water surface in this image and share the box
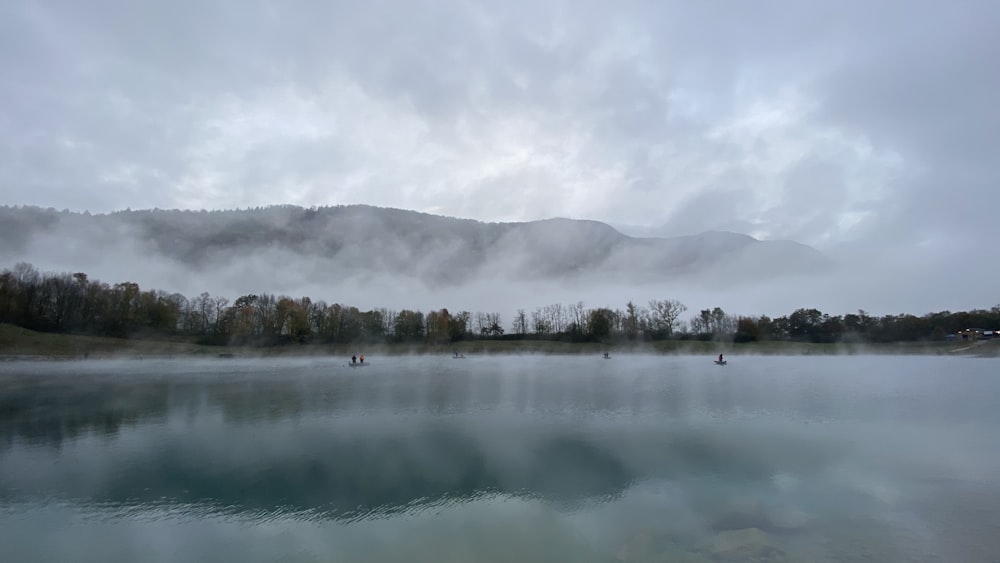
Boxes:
[1,354,998,562]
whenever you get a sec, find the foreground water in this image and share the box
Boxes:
[1,354,998,562]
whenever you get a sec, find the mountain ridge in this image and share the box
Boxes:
[0,204,833,287]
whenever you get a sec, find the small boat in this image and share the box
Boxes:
[714,360,727,365]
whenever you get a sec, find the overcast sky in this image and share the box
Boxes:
[2,0,998,310]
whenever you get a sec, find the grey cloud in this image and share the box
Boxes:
[813,0,1000,236]
[1,0,998,312]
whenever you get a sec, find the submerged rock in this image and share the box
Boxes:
[710,498,766,531]
[614,528,659,563]
[613,528,712,563]
[709,528,787,562]
[710,498,813,534]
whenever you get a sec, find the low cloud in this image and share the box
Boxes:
[1,0,997,314]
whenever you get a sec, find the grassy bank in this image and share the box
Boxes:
[2,323,993,360]
[0,323,222,359]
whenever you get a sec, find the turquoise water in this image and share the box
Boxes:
[1,355,998,562]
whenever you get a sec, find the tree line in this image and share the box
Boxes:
[2,263,998,346]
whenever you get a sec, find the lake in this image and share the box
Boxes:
[1,354,998,562]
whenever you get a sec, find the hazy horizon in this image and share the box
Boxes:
[1,212,994,322]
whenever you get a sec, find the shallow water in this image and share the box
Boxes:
[1,354,998,562]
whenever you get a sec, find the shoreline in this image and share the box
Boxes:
[2,324,996,360]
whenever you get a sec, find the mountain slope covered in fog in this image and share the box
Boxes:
[0,205,832,288]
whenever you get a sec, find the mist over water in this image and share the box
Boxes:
[1,355,998,562]
[6,205,994,319]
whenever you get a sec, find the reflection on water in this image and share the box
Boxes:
[1,355,999,562]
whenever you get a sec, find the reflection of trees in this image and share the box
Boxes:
[0,366,645,517]
[0,376,329,447]
[5,414,847,523]
[1,365,849,523]
[199,379,311,423]
[0,380,169,447]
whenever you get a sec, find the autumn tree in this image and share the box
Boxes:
[359,309,386,341]
[734,317,760,342]
[690,307,736,340]
[226,294,260,343]
[587,307,615,341]
[425,308,453,343]
[448,310,471,341]
[394,309,425,341]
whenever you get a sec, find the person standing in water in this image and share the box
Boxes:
[351,354,357,365]
[360,353,365,364]
[718,353,724,363]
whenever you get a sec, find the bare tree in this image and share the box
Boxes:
[378,308,397,336]
[485,312,504,337]
[543,303,564,333]
[570,301,586,333]
[475,311,490,335]
[212,296,230,334]
[647,299,687,338]
[531,308,550,335]
[511,309,528,335]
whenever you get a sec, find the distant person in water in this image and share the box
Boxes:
[360,354,365,364]
[351,354,357,365]
[718,353,724,362]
